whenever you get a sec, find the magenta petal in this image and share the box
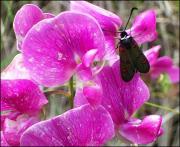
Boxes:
[150,69,163,79]
[13,4,54,51]
[13,4,44,51]
[153,56,173,68]
[21,104,114,146]
[74,89,89,108]
[70,1,122,30]
[1,100,21,128]
[76,63,93,81]
[119,115,163,144]
[144,45,161,65]
[1,54,31,80]
[3,115,39,146]
[22,11,105,86]
[1,100,21,129]
[149,55,179,83]
[104,36,118,62]
[150,56,174,79]
[97,60,150,125]
[77,49,100,81]
[14,4,43,36]
[1,80,48,115]
[83,85,102,105]
[82,49,98,67]
[1,131,9,146]
[128,10,157,45]
[166,66,180,83]
[1,111,21,131]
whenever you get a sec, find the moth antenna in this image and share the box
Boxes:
[124,7,138,31]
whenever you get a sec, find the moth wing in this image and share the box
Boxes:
[129,39,150,73]
[119,47,136,82]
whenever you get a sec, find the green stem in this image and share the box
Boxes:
[69,76,74,108]
[145,102,179,114]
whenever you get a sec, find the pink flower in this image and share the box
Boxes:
[21,9,106,86]
[70,1,157,62]
[13,4,54,51]
[73,60,163,145]
[20,104,114,146]
[1,79,48,145]
[145,45,179,83]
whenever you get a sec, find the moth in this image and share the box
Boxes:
[116,7,150,82]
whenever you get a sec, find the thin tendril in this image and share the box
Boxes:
[145,102,180,114]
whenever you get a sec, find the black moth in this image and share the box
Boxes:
[116,7,150,82]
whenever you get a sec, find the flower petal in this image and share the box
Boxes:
[103,35,118,63]
[82,49,98,68]
[127,10,157,45]
[1,80,48,115]
[3,115,39,146]
[70,1,122,30]
[153,56,173,68]
[145,46,179,83]
[119,115,163,144]
[150,56,174,79]
[1,131,9,146]
[22,11,105,86]
[166,66,180,83]
[13,4,54,51]
[83,85,102,106]
[1,107,21,130]
[1,54,31,80]
[97,60,150,125]
[76,49,103,81]
[76,63,93,81]
[74,89,89,108]
[13,4,44,51]
[20,104,114,146]
[13,4,43,37]
[144,45,161,65]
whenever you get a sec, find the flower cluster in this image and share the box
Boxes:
[1,1,179,146]
[145,45,179,83]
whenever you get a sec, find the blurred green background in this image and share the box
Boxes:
[1,1,179,146]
